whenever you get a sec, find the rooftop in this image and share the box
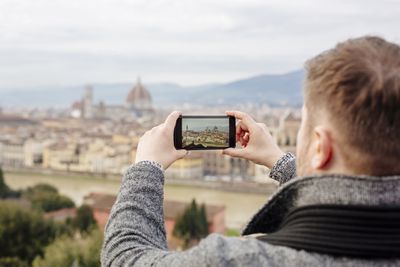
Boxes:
[84,192,225,222]
[126,77,152,104]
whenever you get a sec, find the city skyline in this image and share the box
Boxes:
[183,118,229,132]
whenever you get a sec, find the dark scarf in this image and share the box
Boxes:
[256,204,400,258]
[242,174,400,259]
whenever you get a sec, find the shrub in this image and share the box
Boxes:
[23,183,75,212]
[0,202,56,264]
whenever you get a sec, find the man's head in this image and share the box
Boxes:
[296,36,400,177]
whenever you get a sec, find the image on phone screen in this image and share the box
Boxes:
[174,115,236,150]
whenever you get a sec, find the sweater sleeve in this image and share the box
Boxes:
[269,152,296,185]
[100,162,169,266]
[101,162,277,267]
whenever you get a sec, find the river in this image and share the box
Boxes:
[4,171,276,230]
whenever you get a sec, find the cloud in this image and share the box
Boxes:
[0,0,399,90]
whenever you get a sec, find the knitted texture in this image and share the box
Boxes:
[101,159,400,266]
[269,152,296,184]
[135,160,164,172]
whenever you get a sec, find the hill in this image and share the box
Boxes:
[0,70,304,107]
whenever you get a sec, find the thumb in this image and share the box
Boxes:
[176,149,188,159]
[222,148,246,159]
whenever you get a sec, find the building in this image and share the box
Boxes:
[83,192,226,248]
[166,154,204,179]
[0,140,25,168]
[0,114,37,127]
[200,151,255,181]
[84,86,94,119]
[71,78,154,122]
[43,138,133,174]
[43,142,80,171]
[126,77,153,116]
[24,138,46,167]
[277,110,301,154]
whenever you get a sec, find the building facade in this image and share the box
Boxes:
[71,78,155,122]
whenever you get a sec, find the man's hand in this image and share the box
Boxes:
[135,111,187,169]
[223,111,284,169]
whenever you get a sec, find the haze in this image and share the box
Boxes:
[0,0,399,90]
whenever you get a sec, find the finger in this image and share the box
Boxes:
[164,111,181,130]
[176,149,188,159]
[236,121,248,142]
[222,148,247,158]
[237,131,244,145]
[241,139,249,148]
[226,110,253,123]
[226,110,256,132]
[236,120,249,134]
[243,132,250,142]
[239,134,245,146]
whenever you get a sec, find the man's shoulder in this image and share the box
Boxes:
[189,234,399,267]
[188,233,316,266]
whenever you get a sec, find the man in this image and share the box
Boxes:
[101,36,400,266]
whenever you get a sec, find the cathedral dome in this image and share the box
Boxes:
[126,78,152,109]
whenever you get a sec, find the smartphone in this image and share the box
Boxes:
[174,115,236,150]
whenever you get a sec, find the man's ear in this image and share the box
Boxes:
[311,126,333,170]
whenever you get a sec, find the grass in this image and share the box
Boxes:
[4,169,115,182]
[225,228,240,237]
[4,169,206,190]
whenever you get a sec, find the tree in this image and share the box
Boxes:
[32,235,79,267]
[0,257,29,267]
[73,205,97,233]
[0,168,19,199]
[198,204,208,237]
[23,183,75,212]
[79,229,103,267]
[0,168,10,198]
[33,229,103,267]
[173,199,209,248]
[0,202,57,265]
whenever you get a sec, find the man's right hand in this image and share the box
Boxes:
[223,111,285,169]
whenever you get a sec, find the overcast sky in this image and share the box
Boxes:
[183,118,228,131]
[0,0,399,91]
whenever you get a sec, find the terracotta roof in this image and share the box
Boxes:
[1,139,25,146]
[0,115,37,125]
[47,142,69,150]
[44,208,77,221]
[83,192,117,211]
[71,101,83,110]
[126,78,152,104]
[84,192,225,222]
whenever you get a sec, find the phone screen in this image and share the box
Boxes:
[174,115,236,150]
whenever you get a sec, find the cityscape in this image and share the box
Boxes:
[182,118,230,149]
[0,79,301,183]
[0,79,301,237]
[0,78,301,262]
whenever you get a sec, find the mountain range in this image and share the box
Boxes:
[0,70,304,108]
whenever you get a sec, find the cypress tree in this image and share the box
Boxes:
[0,167,11,198]
[173,199,209,248]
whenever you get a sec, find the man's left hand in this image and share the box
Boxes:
[135,111,187,169]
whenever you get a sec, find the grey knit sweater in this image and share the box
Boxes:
[101,153,400,266]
